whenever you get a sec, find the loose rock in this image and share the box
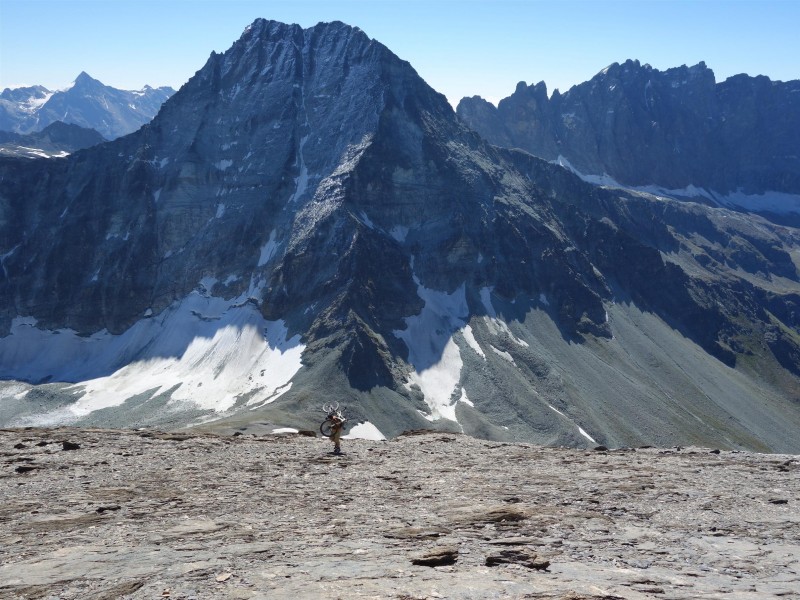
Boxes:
[411,546,459,567]
[485,548,550,570]
[0,428,798,599]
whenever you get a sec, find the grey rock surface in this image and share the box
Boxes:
[1,428,798,599]
[457,60,800,198]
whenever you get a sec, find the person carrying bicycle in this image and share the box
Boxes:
[329,411,345,455]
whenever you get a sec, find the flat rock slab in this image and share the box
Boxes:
[411,545,459,567]
[485,548,550,570]
[1,427,799,599]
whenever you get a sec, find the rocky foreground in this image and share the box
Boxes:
[1,428,798,600]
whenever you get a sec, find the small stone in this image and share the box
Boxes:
[411,546,458,567]
[96,505,121,514]
[13,443,26,449]
[485,549,550,570]
[15,465,37,474]
[594,445,609,451]
[216,572,232,582]
[768,498,789,505]
[62,440,81,451]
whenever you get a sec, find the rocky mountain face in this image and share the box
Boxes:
[457,60,800,204]
[0,72,175,140]
[1,21,799,452]
[0,121,106,158]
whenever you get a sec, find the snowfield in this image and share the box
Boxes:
[0,287,305,425]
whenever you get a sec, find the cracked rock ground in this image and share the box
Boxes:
[1,428,798,599]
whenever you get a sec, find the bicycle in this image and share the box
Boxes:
[320,402,346,437]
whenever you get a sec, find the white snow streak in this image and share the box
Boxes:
[289,135,310,203]
[461,324,485,359]
[490,345,515,364]
[553,155,800,215]
[578,427,598,444]
[546,403,598,444]
[258,230,280,267]
[359,211,376,229]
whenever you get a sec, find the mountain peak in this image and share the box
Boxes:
[5,22,799,453]
[73,71,99,86]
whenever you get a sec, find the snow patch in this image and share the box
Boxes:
[461,324,485,359]
[552,156,800,215]
[490,345,515,364]
[198,277,217,294]
[24,91,54,112]
[539,293,549,306]
[578,427,598,444]
[459,388,474,407]
[289,135,310,203]
[0,292,305,423]
[480,287,497,317]
[359,211,376,229]
[258,230,280,267]
[480,287,529,347]
[214,159,233,171]
[714,189,800,215]
[394,276,468,423]
[343,421,386,441]
[271,427,299,434]
[389,225,408,242]
[215,203,226,218]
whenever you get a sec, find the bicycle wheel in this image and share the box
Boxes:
[320,419,334,437]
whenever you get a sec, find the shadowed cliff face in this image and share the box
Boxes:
[457,60,800,196]
[1,21,800,450]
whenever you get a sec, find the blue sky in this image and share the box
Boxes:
[1,0,798,106]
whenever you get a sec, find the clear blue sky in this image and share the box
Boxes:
[1,0,798,106]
